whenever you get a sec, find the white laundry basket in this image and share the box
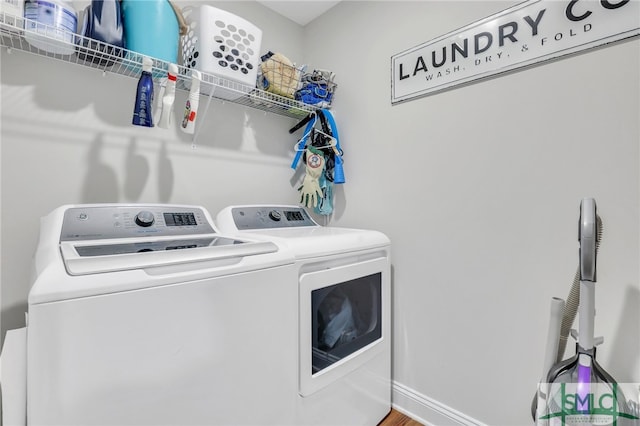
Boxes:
[181,5,262,100]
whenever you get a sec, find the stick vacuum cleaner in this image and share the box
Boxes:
[532,198,639,425]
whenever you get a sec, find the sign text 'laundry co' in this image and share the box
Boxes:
[390,0,640,103]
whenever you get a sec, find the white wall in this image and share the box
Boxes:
[1,1,639,425]
[0,0,305,344]
[304,1,639,425]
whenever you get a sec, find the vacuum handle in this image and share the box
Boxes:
[579,280,596,351]
[579,198,597,282]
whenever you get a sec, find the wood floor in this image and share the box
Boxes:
[377,409,423,426]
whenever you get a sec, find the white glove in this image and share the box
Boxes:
[298,147,325,208]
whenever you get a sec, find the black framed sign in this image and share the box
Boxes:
[391,0,639,104]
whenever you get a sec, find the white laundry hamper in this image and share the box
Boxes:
[181,5,262,100]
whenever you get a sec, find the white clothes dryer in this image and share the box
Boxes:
[216,205,392,426]
[1,204,301,425]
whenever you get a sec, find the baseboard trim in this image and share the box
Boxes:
[391,381,487,426]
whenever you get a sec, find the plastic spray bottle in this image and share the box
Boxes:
[181,70,201,134]
[153,77,167,123]
[132,56,154,127]
[157,63,178,129]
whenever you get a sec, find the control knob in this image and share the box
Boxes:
[135,211,155,227]
[268,210,282,221]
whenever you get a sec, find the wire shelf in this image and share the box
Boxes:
[0,12,316,119]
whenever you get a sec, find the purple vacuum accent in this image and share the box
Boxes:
[577,359,592,413]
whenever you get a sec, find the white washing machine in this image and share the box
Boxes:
[216,205,392,426]
[1,204,301,425]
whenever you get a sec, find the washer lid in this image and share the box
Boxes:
[60,235,278,276]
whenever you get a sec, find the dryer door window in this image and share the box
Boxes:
[298,256,389,397]
[312,273,381,374]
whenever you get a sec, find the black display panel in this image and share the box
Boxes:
[163,213,197,226]
[285,210,305,221]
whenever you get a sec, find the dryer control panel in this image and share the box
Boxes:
[228,206,317,230]
[60,205,215,241]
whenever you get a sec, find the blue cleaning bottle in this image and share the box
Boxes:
[132,56,154,127]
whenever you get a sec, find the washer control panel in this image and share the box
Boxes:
[60,205,215,241]
[230,206,317,230]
